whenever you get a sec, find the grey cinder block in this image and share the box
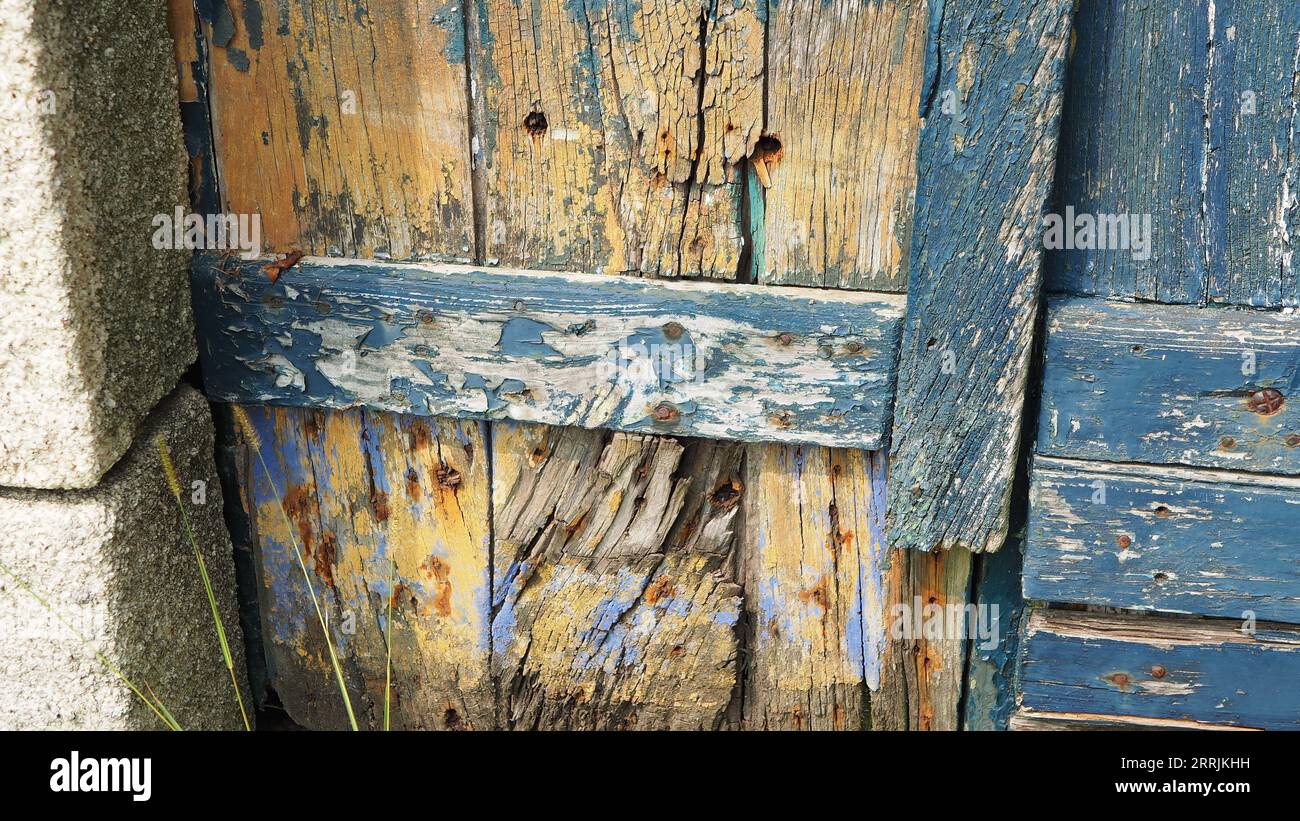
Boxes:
[0,0,195,488]
[0,386,251,730]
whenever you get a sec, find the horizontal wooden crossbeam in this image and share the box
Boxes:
[1039,298,1300,474]
[1026,455,1300,624]
[191,256,905,449]
[1019,610,1300,731]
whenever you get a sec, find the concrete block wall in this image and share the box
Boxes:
[0,1,251,729]
[0,0,195,489]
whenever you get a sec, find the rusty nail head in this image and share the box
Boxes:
[513,299,527,312]
[777,332,795,346]
[662,321,684,340]
[1150,665,1167,679]
[1117,534,1132,549]
[1246,388,1285,416]
[1219,435,1237,450]
[652,402,679,423]
[818,345,834,359]
[1287,433,1300,448]
[844,340,864,354]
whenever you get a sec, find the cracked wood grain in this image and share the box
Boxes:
[201,0,474,260]
[761,0,927,290]
[739,445,891,730]
[1020,609,1300,730]
[886,0,1074,554]
[490,424,744,730]
[476,0,763,277]
[1047,0,1300,307]
[235,405,492,730]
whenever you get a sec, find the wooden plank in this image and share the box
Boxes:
[1026,456,1300,624]
[1019,610,1300,730]
[1045,0,1209,303]
[1009,710,1232,731]
[961,537,1026,730]
[192,255,905,449]
[1047,0,1300,307]
[476,0,762,278]
[870,546,975,731]
[739,446,890,730]
[201,0,474,260]
[235,404,492,730]
[167,0,219,214]
[1038,298,1300,474]
[760,0,927,291]
[490,425,743,730]
[885,0,1074,553]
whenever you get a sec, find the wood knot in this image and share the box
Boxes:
[523,110,548,136]
[1246,388,1285,416]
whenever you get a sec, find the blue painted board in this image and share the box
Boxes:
[1020,610,1300,730]
[1027,456,1300,624]
[1038,298,1300,474]
[885,0,1074,552]
[191,255,905,449]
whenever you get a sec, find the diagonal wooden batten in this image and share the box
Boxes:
[191,255,905,450]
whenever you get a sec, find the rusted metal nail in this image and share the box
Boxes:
[1286,433,1300,448]
[413,344,433,357]
[651,402,680,424]
[417,309,435,324]
[1246,387,1285,416]
[1117,534,1132,549]
[1219,435,1237,450]
[776,332,795,346]
[315,300,332,315]
[1153,572,1168,583]
[844,340,864,354]
[817,344,834,359]
[752,158,772,189]
[1105,672,1131,689]
[512,299,528,312]
[662,321,684,340]
[1153,505,1171,519]
[1150,665,1167,679]
[769,410,794,428]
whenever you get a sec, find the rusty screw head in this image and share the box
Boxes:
[417,309,435,325]
[1219,435,1237,450]
[1246,388,1285,416]
[1105,672,1131,689]
[844,340,864,354]
[1286,433,1300,448]
[817,344,834,359]
[776,332,795,346]
[662,321,684,340]
[651,402,680,424]
[1150,665,1167,679]
[1117,534,1132,549]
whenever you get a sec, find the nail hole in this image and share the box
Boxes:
[926,337,938,350]
[751,133,783,162]
[523,111,548,136]
[1131,345,1144,354]
[1153,572,1168,583]
[1153,505,1171,519]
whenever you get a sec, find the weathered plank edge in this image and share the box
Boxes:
[191,254,906,450]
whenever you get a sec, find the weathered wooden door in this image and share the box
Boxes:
[170,0,1072,730]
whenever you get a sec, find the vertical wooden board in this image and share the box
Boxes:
[762,0,927,291]
[476,0,763,278]
[490,425,744,730]
[202,0,474,260]
[1213,0,1300,307]
[886,0,1074,553]
[168,0,220,214]
[1046,0,1209,303]
[961,537,1026,730]
[238,405,491,729]
[740,446,891,730]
